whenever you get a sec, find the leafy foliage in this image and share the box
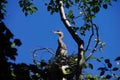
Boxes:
[46,0,117,35]
[18,0,38,16]
[0,0,119,80]
[0,0,7,20]
[115,56,120,61]
[96,57,120,79]
[0,1,39,80]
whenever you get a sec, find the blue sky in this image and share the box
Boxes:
[4,0,120,70]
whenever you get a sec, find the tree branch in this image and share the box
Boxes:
[58,1,84,80]
[85,23,94,51]
[31,48,55,64]
[58,1,84,46]
[85,23,99,62]
[32,48,55,55]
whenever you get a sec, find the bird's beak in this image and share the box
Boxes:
[51,30,57,34]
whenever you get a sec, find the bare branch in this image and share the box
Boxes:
[31,48,55,64]
[32,48,55,55]
[81,6,95,52]
[85,21,94,51]
[85,23,99,62]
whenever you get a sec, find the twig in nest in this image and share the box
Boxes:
[31,48,55,64]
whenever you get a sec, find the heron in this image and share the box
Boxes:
[53,30,67,57]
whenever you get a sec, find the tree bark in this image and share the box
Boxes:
[58,1,84,80]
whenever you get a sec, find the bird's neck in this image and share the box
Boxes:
[58,36,63,44]
[58,35,66,49]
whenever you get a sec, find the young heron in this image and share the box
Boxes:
[53,30,67,57]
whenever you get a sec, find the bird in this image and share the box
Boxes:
[53,30,67,57]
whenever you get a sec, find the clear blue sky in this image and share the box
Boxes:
[4,0,120,70]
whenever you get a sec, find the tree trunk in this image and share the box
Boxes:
[58,1,84,80]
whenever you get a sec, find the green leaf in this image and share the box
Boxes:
[30,3,35,7]
[1,5,6,11]
[90,14,95,18]
[87,73,91,78]
[68,10,74,18]
[92,6,100,13]
[100,71,105,76]
[105,0,110,2]
[88,63,93,69]
[14,39,22,46]
[83,64,87,68]
[80,26,86,35]
[11,43,16,47]
[72,27,79,32]
[47,6,52,11]
[32,7,38,12]
[106,74,111,79]
[104,59,110,63]
[68,10,72,15]
[29,10,33,14]
[19,3,23,7]
[93,76,99,80]
[103,4,108,9]
[75,0,79,3]
[80,31,85,36]
[98,67,108,71]
[107,63,112,68]
[25,12,28,16]
[65,68,71,74]
[96,58,101,62]
[11,70,16,77]
[65,3,70,8]
[85,24,91,30]
[101,76,106,79]
[112,67,119,71]
[115,56,120,61]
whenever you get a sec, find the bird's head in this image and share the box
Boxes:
[53,30,63,36]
